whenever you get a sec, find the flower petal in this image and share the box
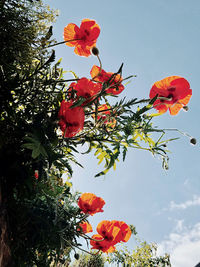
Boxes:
[74,44,91,57]
[63,23,79,47]
[169,94,192,115]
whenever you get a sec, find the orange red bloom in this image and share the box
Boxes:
[58,100,85,138]
[78,221,93,234]
[97,220,121,244]
[149,76,192,115]
[90,220,132,253]
[97,220,131,244]
[96,104,116,128]
[90,234,116,253]
[68,78,101,105]
[90,65,124,95]
[78,193,105,216]
[63,19,100,57]
[112,220,132,243]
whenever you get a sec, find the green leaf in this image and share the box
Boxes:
[95,169,109,177]
[22,134,48,159]
[70,97,86,108]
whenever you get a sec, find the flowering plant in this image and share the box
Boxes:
[0,2,195,266]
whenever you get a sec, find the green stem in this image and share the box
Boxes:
[47,39,81,48]
[92,54,103,80]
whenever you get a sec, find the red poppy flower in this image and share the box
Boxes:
[78,193,105,216]
[96,104,116,128]
[90,234,116,253]
[63,19,100,57]
[97,220,132,245]
[78,221,93,234]
[58,100,85,138]
[68,78,101,105]
[97,220,121,244]
[90,65,124,95]
[149,76,192,115]
[112,220,132,243]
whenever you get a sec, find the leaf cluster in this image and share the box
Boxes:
[106,240,171,267]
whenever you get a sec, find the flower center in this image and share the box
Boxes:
[84,29,90,36]
[67,122,79,127]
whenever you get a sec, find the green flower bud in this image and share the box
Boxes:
[74,253,80,260]
[91,46,99,56]
[183,106,189,111]
[142,114,148,119]
[190,138,197,145]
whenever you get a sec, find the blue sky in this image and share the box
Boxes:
[44,0,200,266]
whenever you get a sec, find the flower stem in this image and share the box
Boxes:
[47,39,81,48]
[92,54,103,80]
[80,233,105,242]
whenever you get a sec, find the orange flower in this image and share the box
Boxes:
[90,234,116,253]
[63,19,100,57]
[90,220,131,253]
[97,220,121,244]
[58,100,85,138]
[78,221,93,234]
[149,76,192,115]
[68,78,101,105]
[90,65,124,95]
[97,220,132,245]
[78,193,105,216]
[112,220,132,243]
[96,104,116,128]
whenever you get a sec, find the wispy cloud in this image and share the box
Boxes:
[169,195,200,210]
[158,222,200,267]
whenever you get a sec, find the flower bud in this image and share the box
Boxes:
[34,170,39,179]
[183,106,189,112]
[74,253,80,260]
[190,137,197,145]
[91,46,99,56]
[142,114,148,119]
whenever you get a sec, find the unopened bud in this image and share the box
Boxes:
[91,46,99,56]
[190,137,197,145]
[142,114,148,119]
[183,106,189,112]
[74,253,79,260]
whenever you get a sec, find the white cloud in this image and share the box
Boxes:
[174,219,184,232]
[169,195,200,210]
[158,222,200,267]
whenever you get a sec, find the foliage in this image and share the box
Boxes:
[71,253,105,267]
[106,240,171,267]
[70,231,171,267]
